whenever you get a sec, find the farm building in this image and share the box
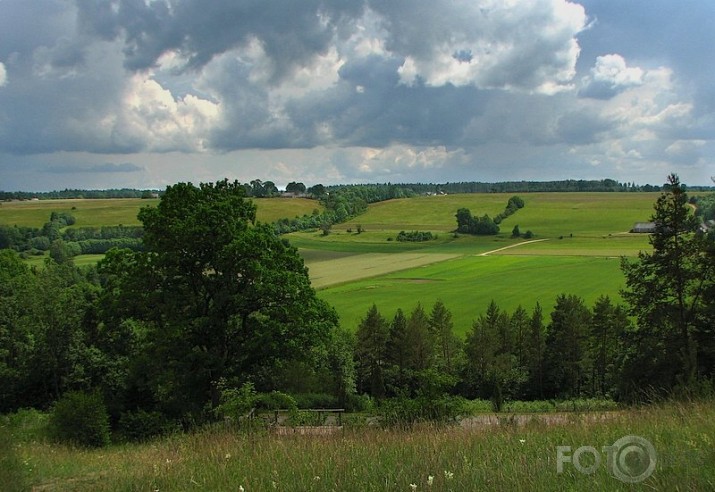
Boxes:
[631,222,656,233]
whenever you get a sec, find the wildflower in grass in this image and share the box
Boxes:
[239,486,244,492]
[519,439,526,444]
[410,484,417,490]
[427,475,434,486]
[314,476,321,481]
[444,470,454,480]
[225,453,231,460]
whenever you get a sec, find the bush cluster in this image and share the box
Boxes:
[118,409,174,442]
[396,230,434,242]
[378,395,466,427]
[456,196,525,235]
[48,391,111,448]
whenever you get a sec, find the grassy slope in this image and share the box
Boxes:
[0,197,322,228]
[4,401,714,491]
[335,192,661,235]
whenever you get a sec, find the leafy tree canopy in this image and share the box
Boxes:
[98,180,338,418]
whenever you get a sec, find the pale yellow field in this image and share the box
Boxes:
[305,251,460,288]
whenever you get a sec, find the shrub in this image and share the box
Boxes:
[462,399,493,414]
[118,410,174,442]
[28,236,50,251]
[214,381,258,423]
[286,410,325,426]
[255,391,297,411]
[378,395,466,428]
[396,230,434,242]
[48,391,111,448]
[345,393,375,413]
[292,393,339,409]
[2,408,49,442]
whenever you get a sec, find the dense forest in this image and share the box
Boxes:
[0,175,714,446]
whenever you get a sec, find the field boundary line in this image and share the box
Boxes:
[479,239,549,256]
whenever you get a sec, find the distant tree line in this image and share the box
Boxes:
[0,189,162,201]
[8,178,712,202]
[0,213,143,259]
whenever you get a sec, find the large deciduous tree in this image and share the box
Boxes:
[98,180,338,418]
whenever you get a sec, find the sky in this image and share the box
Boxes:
[0,0,714,191]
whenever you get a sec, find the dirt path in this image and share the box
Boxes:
[479,238,549,256]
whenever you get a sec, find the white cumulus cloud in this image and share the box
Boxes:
[0,62,7,87]
[111,74,220,153]
[580,54,644,99]
[383,0,588,92]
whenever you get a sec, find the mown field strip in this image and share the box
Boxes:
[306,252,461,289]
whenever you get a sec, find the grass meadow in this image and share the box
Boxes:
[2,400,714,491]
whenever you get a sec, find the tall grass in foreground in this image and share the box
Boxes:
[3,401,714,491]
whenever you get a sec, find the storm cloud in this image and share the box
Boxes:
[0,0,713,190]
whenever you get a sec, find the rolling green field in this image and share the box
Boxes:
[4,192,663,330]
[287,192,661,329]
[317,255,627,334]
[339,192,661,235]
[0,197,322,228]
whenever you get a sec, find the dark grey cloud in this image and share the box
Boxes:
[0,0,713,189]
[75,0,364,79]
[47,162,144,174]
